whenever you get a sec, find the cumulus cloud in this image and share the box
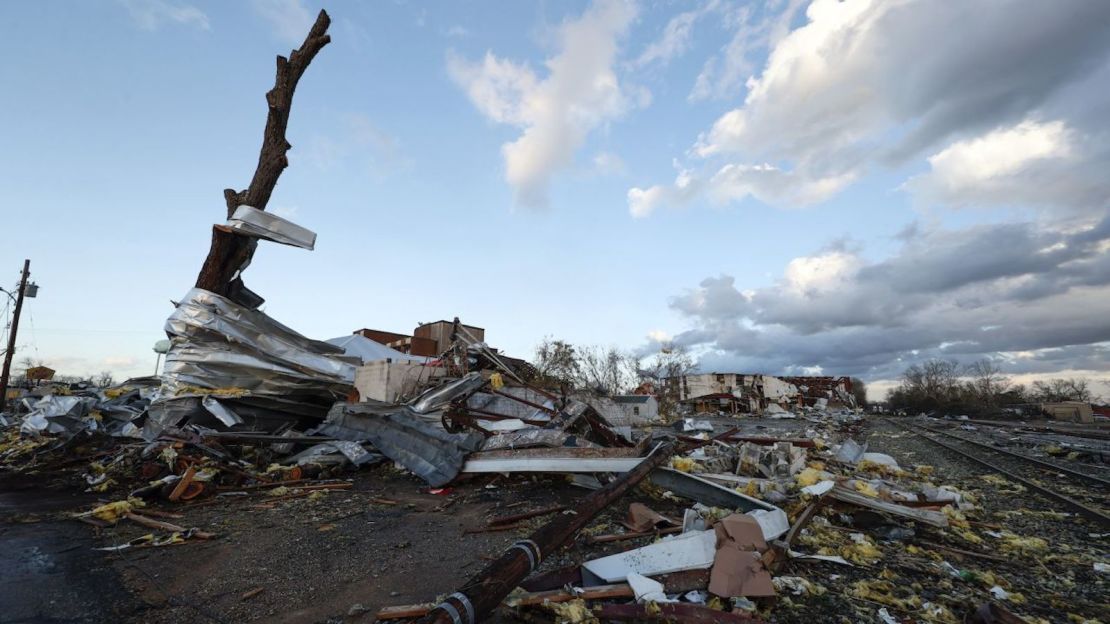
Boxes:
[449,0,642,208]
[906,118,1110,215]
[251,0,314,46]
[119,0,209,31]
[689,0,806,102]
[667,217,1110,382]
[633,0,1110,217]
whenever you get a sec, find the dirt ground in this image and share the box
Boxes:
[2,416,1107,623]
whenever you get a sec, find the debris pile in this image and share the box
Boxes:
[3,12,1107,624]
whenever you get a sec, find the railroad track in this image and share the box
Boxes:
[885,419,1110,526]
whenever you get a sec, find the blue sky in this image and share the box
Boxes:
[3,0,1108,398]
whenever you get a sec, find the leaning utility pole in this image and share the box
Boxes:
[0,259,31,410]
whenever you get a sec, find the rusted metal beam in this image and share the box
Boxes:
[415,444,674,624]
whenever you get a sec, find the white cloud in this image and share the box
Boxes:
[782,251,862,296]
[635,1,718,68]
[903,118,1110,214]
[627,161,854,216]
[628,164,702,218]
[119,0,209,31]
[925,120,1072,182]
[593,152,627,176]
[449,0,641,208]
[251,0,313,46]
[706,162,856,207]
[447,52,538,126]
[636,0,1110,217]
[666,217,1110,380]
[689,0,807,102]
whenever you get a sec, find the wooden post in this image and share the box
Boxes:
[0,259,30,408]
[416,444,674,624]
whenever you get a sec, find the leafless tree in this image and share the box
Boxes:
[636,343,696,412]
[895,359,962,411]
[1029,378,1093,402]
[964,359,1010,407]
[533,337,579,387]
[575,345,637,395]
[94,371,115,388]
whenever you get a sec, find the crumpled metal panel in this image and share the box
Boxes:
[316,401,482,487]
[18,395,99,436]
[408,373,486,414]
[202,395,244,426]
[144,396,203,441]
[224,205,317,250]
[160,288,355,397]
[466,387,554,422]
[287,441,382,466]
[481,429,577,451]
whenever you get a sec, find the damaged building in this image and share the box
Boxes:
[666,373,857,415]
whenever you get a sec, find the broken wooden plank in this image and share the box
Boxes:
[829,486,948,528]
[505,583,634,607]
[124,513,216,539]
[167,466,196,502]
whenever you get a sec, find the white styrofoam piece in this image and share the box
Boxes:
[582,529,717,582]
[748,508,790,541]
[627,572,674,603]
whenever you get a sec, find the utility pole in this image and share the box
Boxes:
[0,259,31,411]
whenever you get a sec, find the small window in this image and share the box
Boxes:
[633,406,640,416]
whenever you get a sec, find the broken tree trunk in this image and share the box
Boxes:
[194,10,331,304]
[415,444,674,624]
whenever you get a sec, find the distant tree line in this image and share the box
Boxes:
[887,358,1098,414]
[532,337,696,409]
[12,357,116,389]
